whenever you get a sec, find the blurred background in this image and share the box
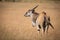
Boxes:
[0,0,60,40]
[0,0,60,2]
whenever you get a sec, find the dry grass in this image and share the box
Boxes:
[0,2,60,40]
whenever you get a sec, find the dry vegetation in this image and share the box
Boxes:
[0,2,60,40]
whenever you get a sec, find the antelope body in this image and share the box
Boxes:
[24,5,54,33]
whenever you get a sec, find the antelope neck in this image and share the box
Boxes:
[31,12,39,23]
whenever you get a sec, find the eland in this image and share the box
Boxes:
[24,5,54,34]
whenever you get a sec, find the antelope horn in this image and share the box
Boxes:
[32,5,39,10]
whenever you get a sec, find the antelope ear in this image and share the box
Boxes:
[32,5,39,10]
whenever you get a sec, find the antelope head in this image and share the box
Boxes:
[24,5,39,17]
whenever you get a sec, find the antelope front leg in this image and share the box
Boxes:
[36,21,41,31]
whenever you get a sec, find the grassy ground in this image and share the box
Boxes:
[0,2,60,40]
